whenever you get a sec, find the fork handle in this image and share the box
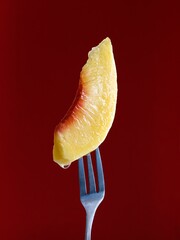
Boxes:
[85,208,96,240]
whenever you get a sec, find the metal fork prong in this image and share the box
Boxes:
[95,148,105,192]
[78,157,87,196]
[87,153,96,193]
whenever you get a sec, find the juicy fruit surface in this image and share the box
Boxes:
[53,37,117,167]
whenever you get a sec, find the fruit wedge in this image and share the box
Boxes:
[53,37,117,168]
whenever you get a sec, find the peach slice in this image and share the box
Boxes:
[53,37,117,168]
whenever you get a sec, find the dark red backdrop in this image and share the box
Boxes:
[0,0,179,239]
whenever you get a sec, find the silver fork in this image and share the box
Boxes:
[78,147,105,240]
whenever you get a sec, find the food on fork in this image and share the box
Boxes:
[53,37,117,168]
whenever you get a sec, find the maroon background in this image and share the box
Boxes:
[0,0,180,239]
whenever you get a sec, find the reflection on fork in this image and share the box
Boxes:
[78,148,105,240]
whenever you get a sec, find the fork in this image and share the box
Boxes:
[78,147,105,240]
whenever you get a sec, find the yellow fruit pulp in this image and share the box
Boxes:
[53,37,117,167]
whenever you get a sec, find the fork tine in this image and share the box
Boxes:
[95,148,105,192]
[78,157,87,196]
[87,153,96,193]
